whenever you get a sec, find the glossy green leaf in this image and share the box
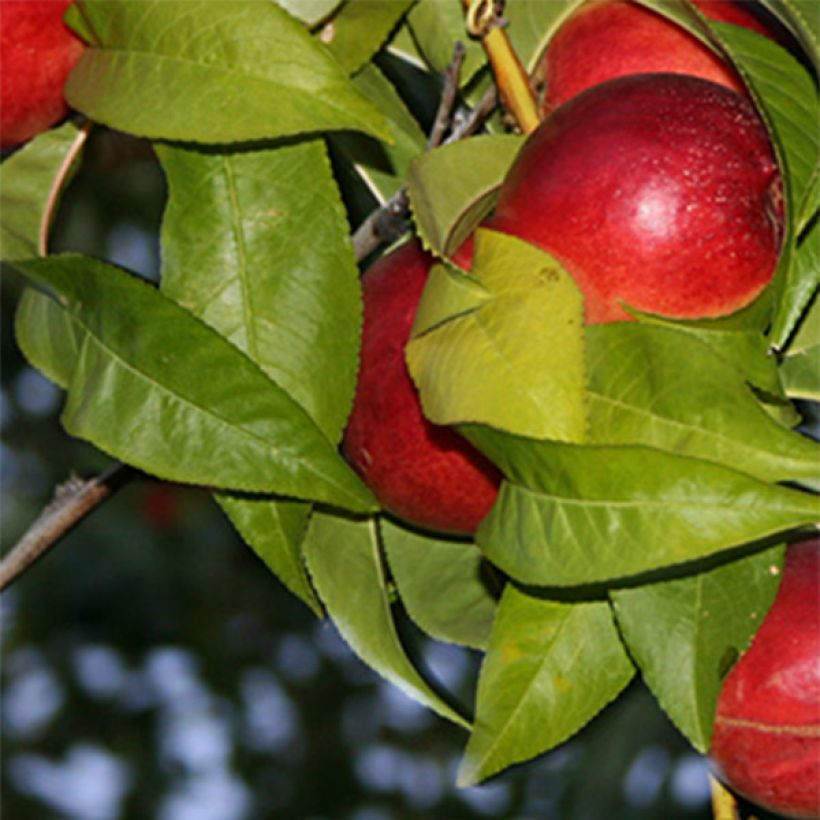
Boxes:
[407,229,587,441]
[381,519,499,650]
[458,585,634,786]
[157,139,359,443]
[586,323,820,484]
[216,493,319,614]
[777,217,819,360]
[1,122,87,260]
[303,512,470,728]
[64,0,390,144]
[330,64,426,204]
[407,135,524,256]
[612,544,785,752]
[318,0,414,75]
[465,429,820,586]
[10,254,375,511]
[757,0,819,67]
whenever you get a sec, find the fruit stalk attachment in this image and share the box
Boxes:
[463,0,539,134]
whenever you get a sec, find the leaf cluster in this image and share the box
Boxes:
[1,0,818,787]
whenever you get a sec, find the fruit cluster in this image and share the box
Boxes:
[342,3,817,818]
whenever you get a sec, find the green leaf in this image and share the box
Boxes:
[157,139,359,443]
[406,229,587,441]
[14,286,84,389]
[330,64,426,204]
[776,218,819,357]
[407,135,524,256]
[10,254,375,511]
[465,429,820,586]
[1,121,87,260]
[318,0,414,75]
[711,23,818,234]
[406,0,486,84]
[276,0,341,27]
[781,283,820,401]
[457,585,634,786]
[757,0,819,66]
[586,323,820,485]
[64,0,390,144]
[612,544,785,752]
[303,511,470,728]
[381,519,499,650]
[216,493,319,614]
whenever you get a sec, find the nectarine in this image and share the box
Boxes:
[710,537,820,819]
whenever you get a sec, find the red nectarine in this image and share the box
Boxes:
[1,0,85,148]
[710,537,820,819]
[542,0,777,111]
[488,73,782,324]
[342,240,501,535]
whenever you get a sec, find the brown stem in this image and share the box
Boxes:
[710,775,742,820]
[0,463,134,592]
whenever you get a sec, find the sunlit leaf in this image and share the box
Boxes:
[303,511,471,728]
[407,229,587,441]
[65,0,390,143]
[466,428,820,587]
[586,323,820,485]
[458,585,634,785]
[612,544,785,752]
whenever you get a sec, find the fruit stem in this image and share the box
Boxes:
[462,0,540,134]
[710,774,741,820]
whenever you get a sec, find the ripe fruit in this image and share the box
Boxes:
[710,537,820,819]
[541,0,777,111]
[1,0,85,149]
[487,73,782,324]
[342,240,501,535]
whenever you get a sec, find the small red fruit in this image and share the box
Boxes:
[1,0,85,149]
[542,0,777,111]
[488,73,782,324]
[342,240,501,535]
[710,537,820,819]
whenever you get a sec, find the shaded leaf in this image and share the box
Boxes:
[465,428,820,587]
[10,254,374,511]
[458,585,634,786]
[1,121,87,260]
[157,139,359,442]
[407,135,523,256]
[216,493,319,614]
[781,283,820,401]
[407,229,587,441]
[330,64,426,204]
[303,512,470,728]
[381,518,498,650]
[65,0,390,143]
[319,0,414,75]
[612,544,785,752]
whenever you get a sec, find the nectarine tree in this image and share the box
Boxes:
[1,1,817,817]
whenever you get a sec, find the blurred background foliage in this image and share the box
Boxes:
[1,127,787,820]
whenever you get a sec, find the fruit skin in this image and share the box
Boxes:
[1,0,85,149]
[488,73,781,324]
[342,240,501,535]
[542,0,777,111]
[710,537,820,819]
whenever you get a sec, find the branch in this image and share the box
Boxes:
[0,463,134,592]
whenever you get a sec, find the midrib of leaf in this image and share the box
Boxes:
[68,308,347,493]
[518,483,812,513]
[587,390,817,478]
[220,154,258,363]
[472,606,578,771]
